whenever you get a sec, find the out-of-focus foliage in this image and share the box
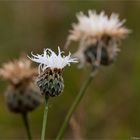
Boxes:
[0,1,139,139]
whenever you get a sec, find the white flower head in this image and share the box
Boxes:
[28,47,78,74]
[65,10,130,48]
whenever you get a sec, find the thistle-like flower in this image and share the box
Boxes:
[65,10,130,69]
[28,47,78,97]
[0,58,41,113]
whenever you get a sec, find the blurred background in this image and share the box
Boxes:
[0,1,139,139]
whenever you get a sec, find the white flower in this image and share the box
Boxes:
[65,10,130,48]
[28,47,78,73]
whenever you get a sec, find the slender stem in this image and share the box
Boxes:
[41,95,49,140]
[22,112,32,140]
[56,74,94,140]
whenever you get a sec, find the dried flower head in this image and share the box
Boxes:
[0,58,41,113]
[0,58,37,85]
[28,47,78,97]
[65,10,130,69]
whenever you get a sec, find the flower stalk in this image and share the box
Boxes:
[28,47,78,140]
[22,113,32,140]
[56,72,95,140]
[41,95,49,140]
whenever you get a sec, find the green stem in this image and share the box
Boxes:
[22,112,32,140]
[41,95,49,140]
[56,74,93,140]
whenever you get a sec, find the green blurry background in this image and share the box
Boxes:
[0,1,139,139]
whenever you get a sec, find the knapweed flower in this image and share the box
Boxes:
[28,47,78,97]
[65,10,130,69]
[0,58,41,113]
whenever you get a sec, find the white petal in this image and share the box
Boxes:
[28,47,78,71]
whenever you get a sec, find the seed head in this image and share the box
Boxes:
[0,58,41,113]
[65,10,131,69]
[0,58,37,85]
